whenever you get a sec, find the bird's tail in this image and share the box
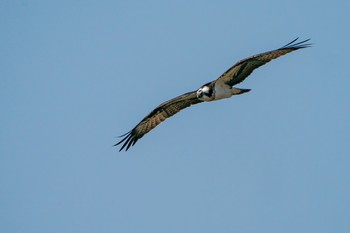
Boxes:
[231,87,251,95]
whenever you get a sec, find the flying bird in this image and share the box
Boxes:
[115,38,311,151]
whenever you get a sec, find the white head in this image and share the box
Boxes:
[196,85,213,101]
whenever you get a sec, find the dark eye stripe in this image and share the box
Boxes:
[208,88,213,97]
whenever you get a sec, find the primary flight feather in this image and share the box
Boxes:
[115,38,311,151]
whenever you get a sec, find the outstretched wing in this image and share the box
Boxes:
[217,38,311,87]
[115,91,202,151]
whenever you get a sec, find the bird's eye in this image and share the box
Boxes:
[196,89,203,98]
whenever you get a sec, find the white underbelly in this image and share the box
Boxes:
[214,82,233,100]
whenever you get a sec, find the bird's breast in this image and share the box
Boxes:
[213,82,233,100]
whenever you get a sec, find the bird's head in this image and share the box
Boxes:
[196,85,213,101]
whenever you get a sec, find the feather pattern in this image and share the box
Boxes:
[216,38,311,86]
[115,91,202,151]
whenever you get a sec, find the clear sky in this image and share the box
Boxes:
[1,0,350,233]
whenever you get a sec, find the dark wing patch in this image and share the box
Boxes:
[115,91,202,151]
[217,38,311,87]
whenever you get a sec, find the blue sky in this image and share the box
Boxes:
[1,0,350,232]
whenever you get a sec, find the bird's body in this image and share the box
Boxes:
[196,81,250,102]
[214,82,249,101]
[115,38,311,151]
[213,82,233,100]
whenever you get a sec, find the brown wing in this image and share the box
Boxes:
[217,38,311,87]
[115,91,202,151]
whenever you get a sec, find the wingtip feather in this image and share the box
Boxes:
[280,38,312,50]
[114,129,140,152]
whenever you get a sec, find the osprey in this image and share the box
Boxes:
[116,38,311,151]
